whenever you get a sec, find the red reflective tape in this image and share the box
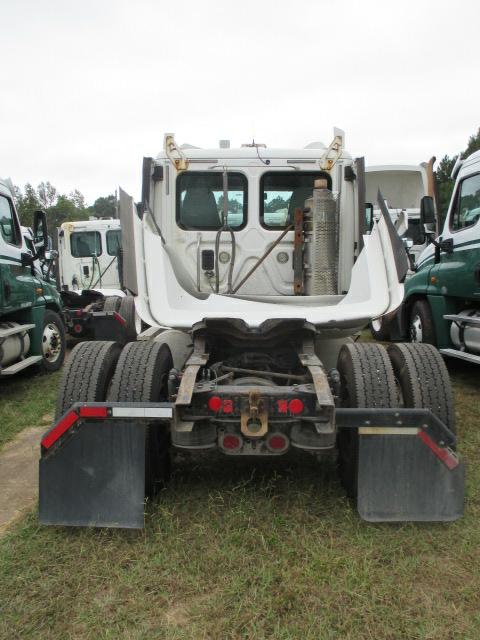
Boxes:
[417,430,459,470]
[113,311,127,326]
[41,411,78,449]
[79,406,108,418]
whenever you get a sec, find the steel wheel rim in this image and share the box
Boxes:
[42,322,62,363]
[410,314,423,343]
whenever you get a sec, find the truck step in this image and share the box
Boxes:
[1,355,43,376]
[444,314,480,326]
[439,348,480,365]
[0,323,36,339]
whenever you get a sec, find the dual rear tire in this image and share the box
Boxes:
[337,341,455,497]
[56,340,172,499]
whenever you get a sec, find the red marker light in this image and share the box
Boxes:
[266,433,289,452]
[222,434,242,450]
[277,399,288,414]
[222,399,234,414]
[208,396,222,412]
[288,398,304,415]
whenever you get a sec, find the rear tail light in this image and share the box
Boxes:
[288,399,304,415]
[267,433,289,453]
[208,396,222,412]
[277,398,304,415]
[73,323,83,334]
[220,433,243,452]
[208,396,234,414]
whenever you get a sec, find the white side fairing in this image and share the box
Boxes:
[134,213,403,334]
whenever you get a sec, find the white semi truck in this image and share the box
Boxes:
[56,218,138,341]
[365,160,436,262]
[39,132,464,528]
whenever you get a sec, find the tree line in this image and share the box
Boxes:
[13,182,116,230]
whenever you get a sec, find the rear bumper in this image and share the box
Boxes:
[39,404,465,528]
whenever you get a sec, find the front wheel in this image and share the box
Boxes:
[409,299,436,345]
[40,309,66,373]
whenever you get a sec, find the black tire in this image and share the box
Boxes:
[56,341,122,418]
[337,343,398,497]
[387,342,455,436]
[369,317,391,341]
[103,296,121,312]
[40,309,66,373]
[108,342,172,496]
[409,299,436,345]
[117,296,137,342]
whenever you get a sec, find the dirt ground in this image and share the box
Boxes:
[0,426,44,535]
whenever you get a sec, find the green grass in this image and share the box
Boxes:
[0,360,479,639]
[0,369,60,450]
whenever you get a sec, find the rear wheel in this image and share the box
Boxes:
[108,342,173,496]
[56,341,122,418]
[387,342,455,436]
[337,343,398,497]
[409,299,436,345]
[103,296,121,312]
[117,296,137,342]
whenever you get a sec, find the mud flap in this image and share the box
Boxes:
[357,428,465,522]
[39,420,146,529]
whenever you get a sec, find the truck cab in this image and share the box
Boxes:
[0,178,65,375]
[403,151,480,363]
[365,162,433,263]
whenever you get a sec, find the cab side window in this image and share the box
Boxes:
[451,173,480,231]
[0,195,21,246]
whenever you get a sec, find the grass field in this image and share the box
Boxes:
[0,359,479,639]
[0,369,60,451]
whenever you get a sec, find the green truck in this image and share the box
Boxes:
[387,150,480,364]
[0,178,65,376]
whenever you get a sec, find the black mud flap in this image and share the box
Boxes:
[357,427,465,522]
[39,420,146,529]
[92,312,128,343]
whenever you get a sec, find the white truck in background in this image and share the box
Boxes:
[365,160,436,263]
[57,218,138,341]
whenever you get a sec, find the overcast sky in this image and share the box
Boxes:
[1,0,478,203]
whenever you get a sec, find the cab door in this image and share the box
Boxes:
[0,193,37,314]
[430,172,480,301]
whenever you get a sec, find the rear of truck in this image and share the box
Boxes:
[39,133,465,528]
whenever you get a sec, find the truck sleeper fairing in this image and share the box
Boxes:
[120,190,405,333]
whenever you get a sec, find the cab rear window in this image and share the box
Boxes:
[106,229,122,255]
[71,231,102,257]
[176,172,247,230]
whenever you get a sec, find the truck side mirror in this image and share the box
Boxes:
[33,210,48,256]
[21,252,35,267]
[420,196,436,225]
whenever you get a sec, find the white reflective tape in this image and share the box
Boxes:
[111,407,173,418]
[359,427,419,436]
